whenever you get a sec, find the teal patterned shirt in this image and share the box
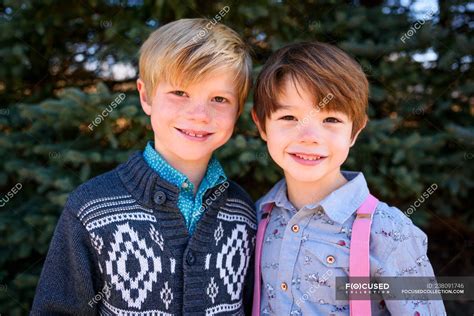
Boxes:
[143,141,227,235]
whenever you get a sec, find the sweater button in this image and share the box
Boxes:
[153,191,166,205]
[186,251,196,265]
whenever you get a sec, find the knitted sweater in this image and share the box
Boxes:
[31,152,257,315]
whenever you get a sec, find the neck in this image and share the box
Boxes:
[285,168,347,211]
[153,141,210,194]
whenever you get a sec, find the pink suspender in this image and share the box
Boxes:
[252,194,379,316]
[252,203,273,316]
[252,202,274,316]
[349,194,378,316]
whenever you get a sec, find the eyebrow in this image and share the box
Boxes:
[277,104,296,109]
[214,90,237,97]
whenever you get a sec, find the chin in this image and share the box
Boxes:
[287,170,328,183]
[175,148,215,161]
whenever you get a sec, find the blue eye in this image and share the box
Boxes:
[279,115,297,121]
[324,117,341,123]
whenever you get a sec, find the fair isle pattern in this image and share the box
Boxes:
[100,299,173,316]
[160,282,173,310]
[205,301,243,316]
[170,258,176,274]
[84,204,154,223]
[216,224,250,300]
[218,199,257,230]
[205,254,212,270]
[149,224,165,251]
[31,151,257,315]
[78,195,137,219]
[217,212,257,230]
[86,212,157,231]
[105,223,163,309]
[206,277,219,304]
[90,231,104,254]
[214,221,224,245]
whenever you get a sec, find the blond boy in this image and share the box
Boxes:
[32,19,256,315]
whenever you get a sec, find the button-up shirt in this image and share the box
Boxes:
[256,171,446,315]
[143,141,226,234]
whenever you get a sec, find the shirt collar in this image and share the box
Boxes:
[143,141,226,192]
[258,171,369,224]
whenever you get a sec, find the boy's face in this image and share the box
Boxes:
[254,78,363,185]
[137,71,239,166]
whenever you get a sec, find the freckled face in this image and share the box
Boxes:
[138,71,239,167]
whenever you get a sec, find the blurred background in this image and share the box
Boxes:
[0,0,472,314]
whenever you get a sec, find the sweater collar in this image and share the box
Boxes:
[117,151,180,210]
[117,151,228,212]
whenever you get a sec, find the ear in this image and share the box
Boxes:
[251,108,267,141]
[137,78,152,116]
[350,117,367,147]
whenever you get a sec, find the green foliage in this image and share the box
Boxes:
[0,0,472,314]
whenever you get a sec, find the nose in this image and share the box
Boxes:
[186,100,212,123]
[297,121,322,144]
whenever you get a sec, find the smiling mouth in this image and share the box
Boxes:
[175,127,213,138]
[289,152,327,161]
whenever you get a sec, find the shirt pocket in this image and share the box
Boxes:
[296,240,350,306]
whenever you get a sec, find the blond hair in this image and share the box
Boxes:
[139,18,252,114]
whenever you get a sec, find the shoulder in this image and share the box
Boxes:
[370,199,428,259]
[255,178,286,223]
[221,180,255,216]
[63,166,129,222]
[225,180,254,206]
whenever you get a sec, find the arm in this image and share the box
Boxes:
[243,251,255,316]
[378,223,446,315]
[31,199,101,315]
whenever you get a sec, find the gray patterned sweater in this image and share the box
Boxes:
[31,152,256,315]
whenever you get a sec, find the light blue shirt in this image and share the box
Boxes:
[143,141,227,234]
[256,171,446,315]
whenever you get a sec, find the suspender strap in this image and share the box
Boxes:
[349,194,379,316]
[252,203,274,316]
[252,194,378,316]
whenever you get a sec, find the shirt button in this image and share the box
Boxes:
[181,181,189,189]
[186,250,196,265]
[280,282,288,291]
[326,255,336,264]
[291,224,299,233]
[153,191,166,205]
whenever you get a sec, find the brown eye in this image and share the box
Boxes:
[324,117,341,123]
[279,115,297,121]
[171,90,187,97]
[212,96,228,103]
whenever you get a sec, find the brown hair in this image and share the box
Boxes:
[139,18,252,115]
[253,41,369,136]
